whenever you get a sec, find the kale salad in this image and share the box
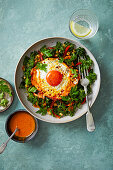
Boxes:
[20,41,97,118]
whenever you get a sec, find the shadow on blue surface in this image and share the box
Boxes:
[26,115,86,148]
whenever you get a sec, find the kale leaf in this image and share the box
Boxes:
[0,84,12,96]
[27,93,38,105]
[28,86,37,93]
[36,107,47,115]
[64,41,74,51]
[36,63,47,72]
[0,92,4,99]
[80,58,93,72]
[76,47,86,57]
[40,45,55,58]
[86,71,97,85]
[0,98,8,107]
[55,42,64,54]
[23,56,29,66]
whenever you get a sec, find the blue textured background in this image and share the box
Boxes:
[0,0,113,170]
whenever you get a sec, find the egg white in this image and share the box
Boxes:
[37,58,70,90]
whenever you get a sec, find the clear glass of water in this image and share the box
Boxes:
[69,9,99,40]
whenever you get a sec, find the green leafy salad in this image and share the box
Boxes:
[20,41,97,118]
[0,80,12,107]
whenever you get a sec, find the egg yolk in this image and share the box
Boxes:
[46,70,63,86]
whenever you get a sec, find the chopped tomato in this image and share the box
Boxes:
[48,47,54,49]
[65,102,74,106]
[68,106,74,111]
[64,55,71,59]
[22,65,25,71]
[52,110,60,119]
[75,62,82,66]
[49,96,58,100]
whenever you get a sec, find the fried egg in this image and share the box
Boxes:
[31,58,78,99]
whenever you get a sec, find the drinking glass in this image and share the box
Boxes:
[69,9,99,39]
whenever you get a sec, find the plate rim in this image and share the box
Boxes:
[15,37,101,123]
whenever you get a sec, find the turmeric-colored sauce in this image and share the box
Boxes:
[9,111,35,138]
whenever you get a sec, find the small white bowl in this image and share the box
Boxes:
[0,77,14,113]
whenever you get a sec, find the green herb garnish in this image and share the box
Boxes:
[0,98,8,107]
[70,68,78,78]
[0,92,4,99]
[36,63,47,72]
[0,80,12,108]
[28,86,37,93]
[79,57,93,73]
[0,80,6,85]
[27,93,38,105]
[0,81,12,96]
[86,71,97,85]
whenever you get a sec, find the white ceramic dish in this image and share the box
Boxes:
[0,77,14,112]
[15,37,100,123]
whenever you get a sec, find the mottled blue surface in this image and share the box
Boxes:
[0,0,113,170]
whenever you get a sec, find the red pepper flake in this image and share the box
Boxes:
[38,51,43,61]
[65,102,74,106]
[52,110,60,119]
[22,65,25,71]
[50,100,56,109]
[48,47,54,49]
[75,62,82,66]
[49,96,58,100]
[63,45,70,57]
[50,100,60,118]
[81,97,86,104]
[88,67,91,72]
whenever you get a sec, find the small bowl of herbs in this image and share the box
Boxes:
[0,78,13,112]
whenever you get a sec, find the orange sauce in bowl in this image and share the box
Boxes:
[9,111,35,138]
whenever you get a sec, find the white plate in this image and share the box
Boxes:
[15,37,100,123]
